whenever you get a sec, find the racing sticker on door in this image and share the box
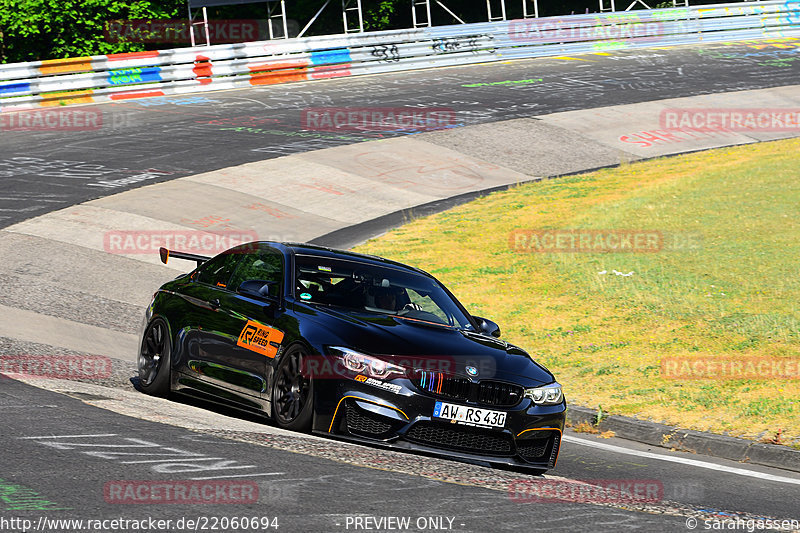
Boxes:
[237,320,285,358]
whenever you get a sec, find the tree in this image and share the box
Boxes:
[0,0,184,63]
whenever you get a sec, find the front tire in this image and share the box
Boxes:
[138,317,172,397]
[271,346,313,431]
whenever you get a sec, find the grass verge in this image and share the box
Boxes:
[354,138,800,448]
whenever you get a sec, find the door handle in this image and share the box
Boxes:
[209,298,221,309]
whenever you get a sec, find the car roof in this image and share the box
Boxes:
[267,242,431,277]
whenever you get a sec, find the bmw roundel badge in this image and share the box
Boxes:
[466,366,478,377]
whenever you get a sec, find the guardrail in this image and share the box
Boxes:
[1,0,798,111]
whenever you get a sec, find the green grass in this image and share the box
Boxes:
[355,138,800,447]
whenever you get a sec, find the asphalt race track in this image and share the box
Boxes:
[2,41,800,227]
[3,376,800,532]
[1,39,800,532]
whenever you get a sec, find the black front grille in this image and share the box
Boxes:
[517,438,549,459]
[345,403,402,438]
[478,381,524,407]
[411,371,523,408]
[405,422,513,456]
[414,371,471,400]
[438,376,472,400]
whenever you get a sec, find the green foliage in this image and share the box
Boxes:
[363,1,401,31]
[0,0,410,62]
[290,0,409,35]
[0,0,184,63]
[0,0,719,63]
[594,405,608,425]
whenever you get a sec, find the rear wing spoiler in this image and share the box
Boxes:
[159,247,209,267]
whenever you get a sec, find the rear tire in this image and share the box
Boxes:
[138,317,172,397]
[271,346,313,431]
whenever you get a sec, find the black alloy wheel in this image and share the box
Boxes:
[271,346,313,431]
[138,317,171,396]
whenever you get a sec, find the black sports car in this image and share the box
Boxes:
[138,242,566,473]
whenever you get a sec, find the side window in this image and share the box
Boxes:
[229,248,284,297]
[195,253,240,289]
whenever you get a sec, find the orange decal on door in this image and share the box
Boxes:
[237,320,284,358]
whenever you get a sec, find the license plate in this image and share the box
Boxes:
[432,401,506,428]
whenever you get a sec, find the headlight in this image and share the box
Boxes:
[330,347,406,380]
[525,383,564,405]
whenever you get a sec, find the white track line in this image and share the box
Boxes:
[190,473,284,480]
[563,435,800,486]
[19,433,117,439]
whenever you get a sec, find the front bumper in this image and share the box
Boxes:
[313,376,566,471]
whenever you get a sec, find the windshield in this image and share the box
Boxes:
[294,254,474,329]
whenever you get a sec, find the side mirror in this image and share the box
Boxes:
[474,316,501,338]
[237,280,279,301]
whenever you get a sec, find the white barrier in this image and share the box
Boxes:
[1,1,799,111]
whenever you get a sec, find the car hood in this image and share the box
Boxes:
[297,304,555,387]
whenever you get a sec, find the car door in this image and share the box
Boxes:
[194,245,287,404]
[175,250,248,396]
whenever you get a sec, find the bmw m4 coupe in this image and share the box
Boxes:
[138,242,566,473]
